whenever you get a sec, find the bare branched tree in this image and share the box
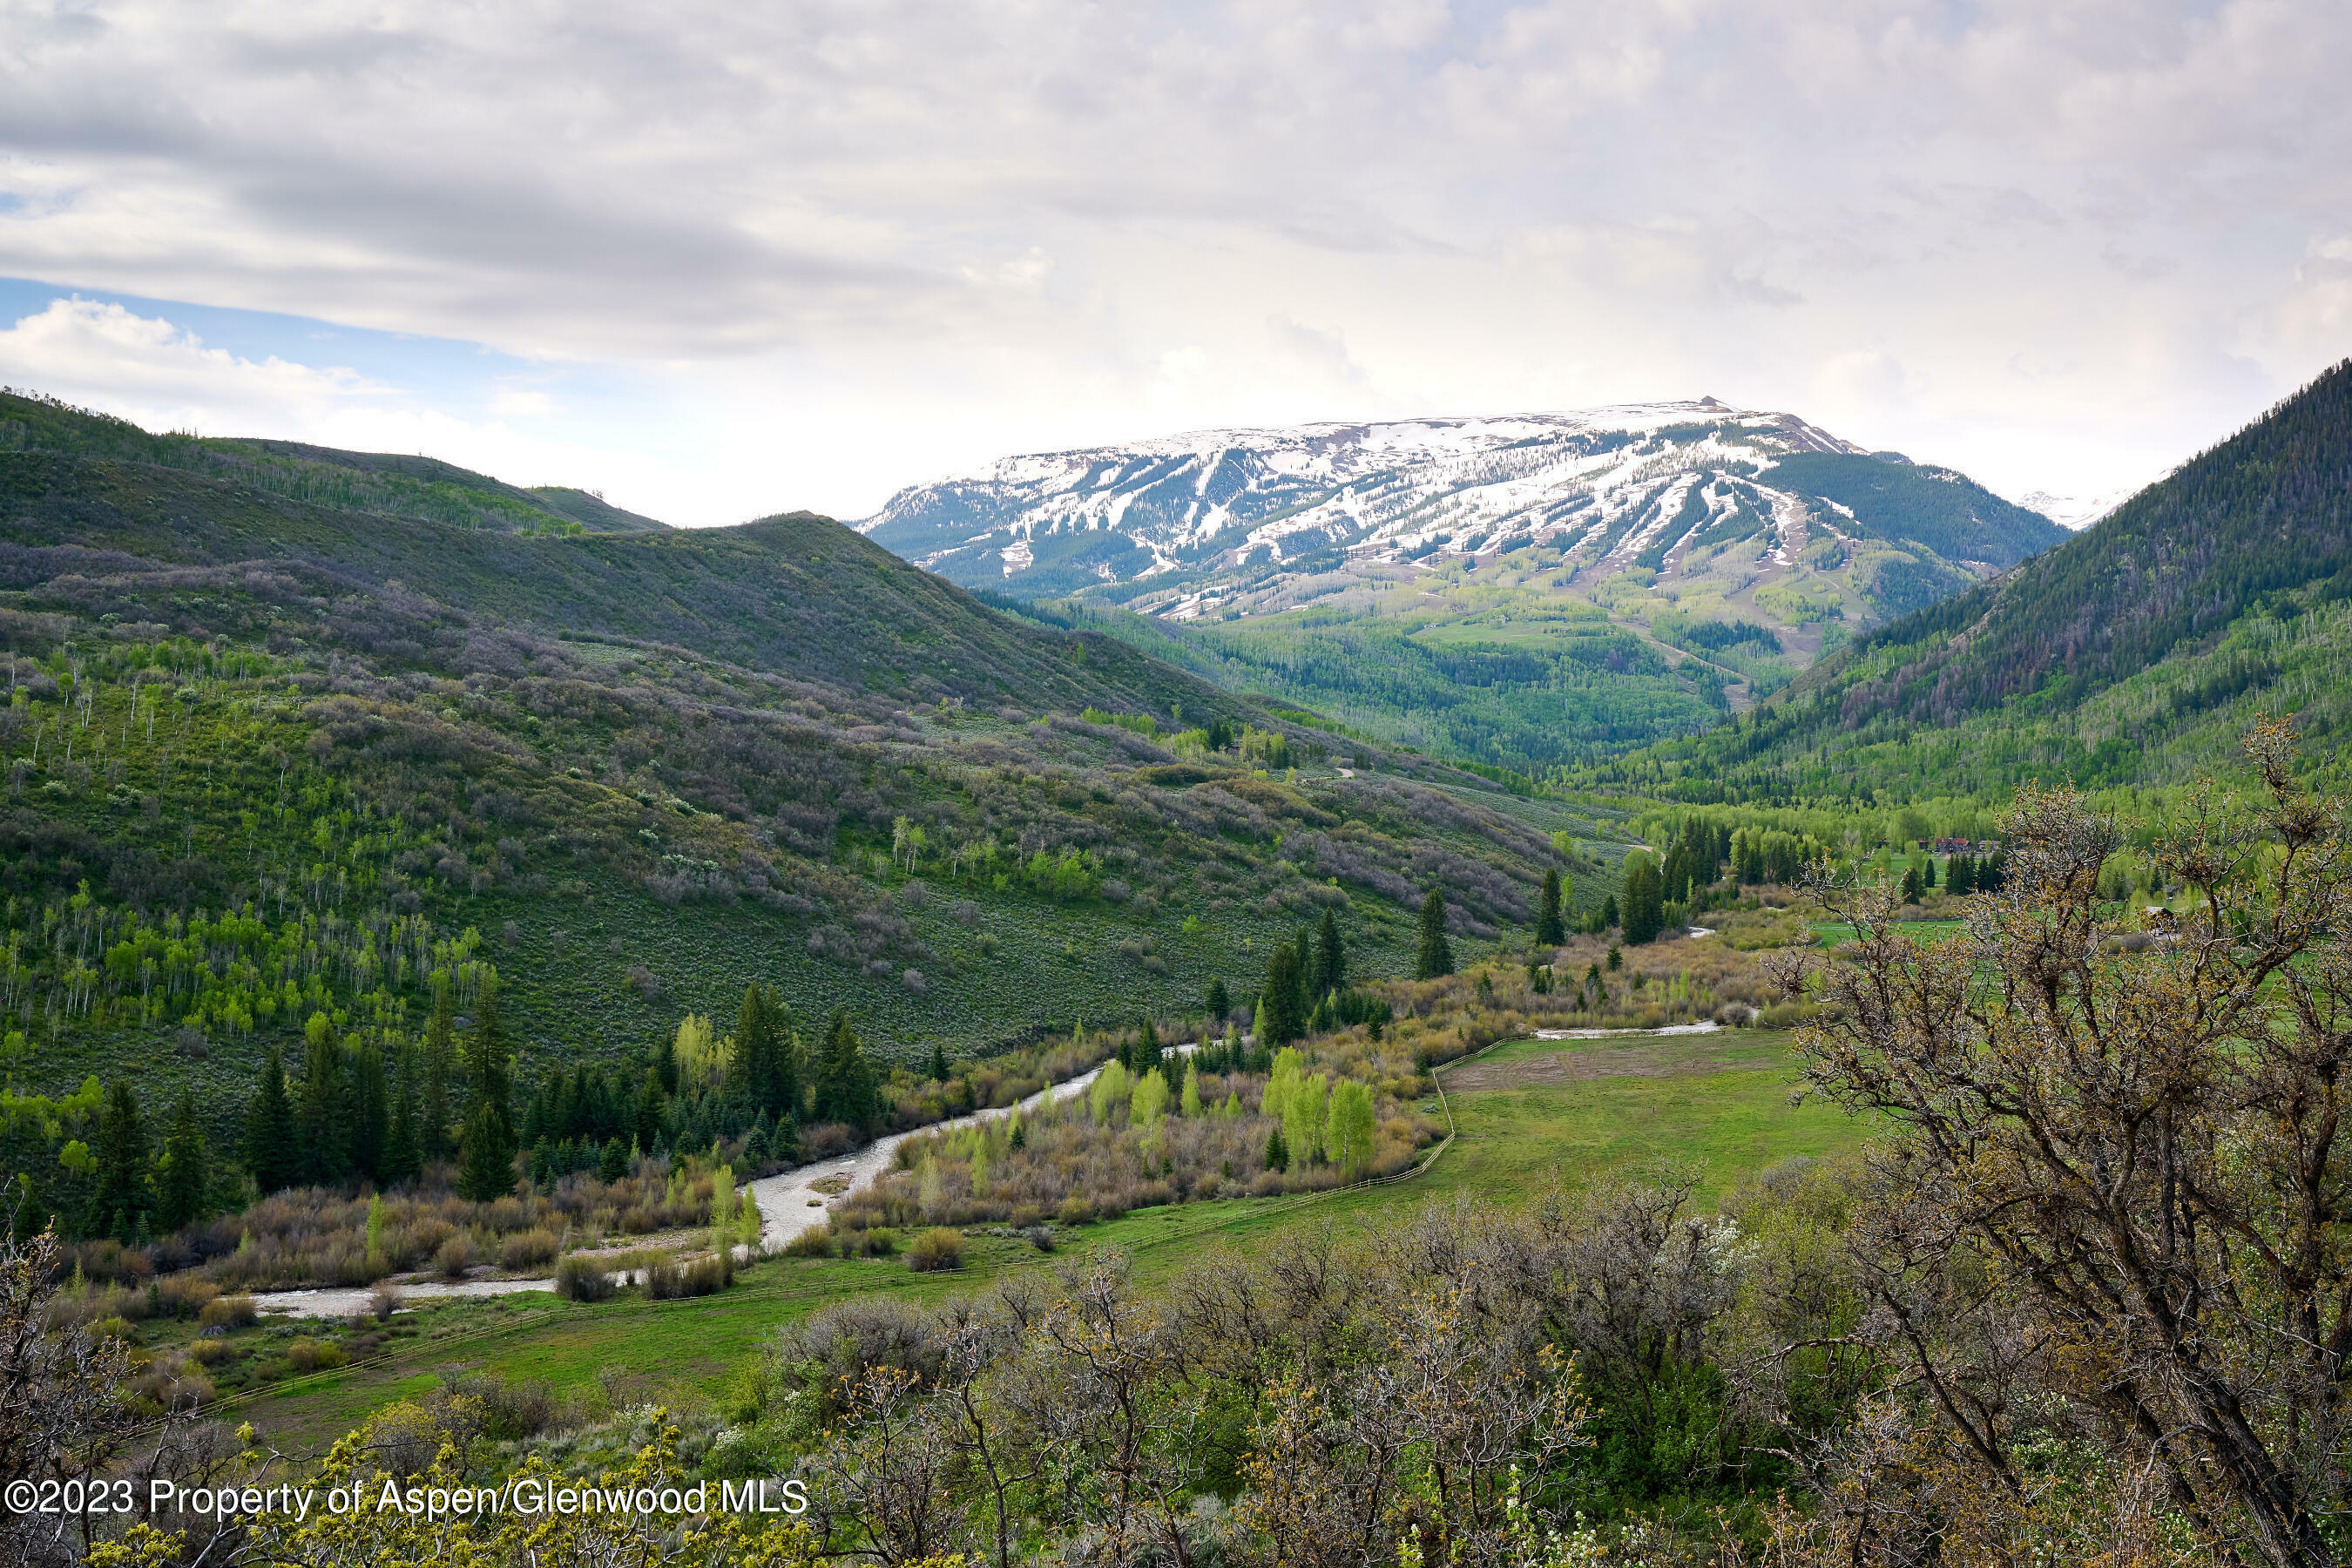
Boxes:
[808,1362,973,1566]
[997,1259,1214,1568]
[1775,720,2352,1568]
[1,1221,189,1566]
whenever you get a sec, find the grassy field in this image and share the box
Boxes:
[1809,919,1965,947]
[231,1027,1874,1451]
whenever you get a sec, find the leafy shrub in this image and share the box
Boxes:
[781,1224,836,1258]
[445,1373,558,1441]
[554,1255,614,1302]
[499,1227,559,1270]
[197,1294,257,1329]
[645,1253,733,1299]
[435,1236,476,1279]
[156,1274,220,1319]
[906,1228,965,1272]
[286,1337,348,1372]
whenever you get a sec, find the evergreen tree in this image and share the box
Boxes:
[456,977,517,1201]
[156,1092,208,1233]
[466,976,514,1113]
[1601,892,1620,931]
[1900,865,1923,902]
[244,1046,300,1196]
[1414,891,1454,980]
[351,1041,390,1181]
[812,1010,878,1130]
[634,1067,668,1152]
[1534,868,1566,947]
[1265,1123,1289,1173]
[1262,945,1306,1044]
[1205,977,1231,1021]
[85,1081,151,1242]
[1314,908,1346,997]
[381,1050,422,1187]
[598,1136,628,1181]
[456,1099,517,1202]
[421,978,456,1164]
[733,983,798,1120]
[1622,856,1665,945]
[654,1021,679,1095]
[294,1023,354,1188]
[1949,855,1977,896]
[929,1040,950,1083]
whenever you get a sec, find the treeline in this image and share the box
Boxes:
[43,974,892,1247]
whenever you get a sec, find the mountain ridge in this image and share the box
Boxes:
[861,398,2061,620]
[863,400,2066,767]
[1593,358,2352,800]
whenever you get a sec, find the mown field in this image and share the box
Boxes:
[229,1025,1871,1452]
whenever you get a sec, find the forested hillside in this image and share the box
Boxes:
[0,390,669,536]
[0,393,1617,1241]
[980,589,1731,771]
[1584,358,2352,801]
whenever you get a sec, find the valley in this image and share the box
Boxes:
[10,361,2352,1568]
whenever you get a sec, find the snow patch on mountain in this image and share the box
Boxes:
[860,400,2063,626]
[2015,487,2140,531]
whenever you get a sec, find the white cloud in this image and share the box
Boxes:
[0,297,374,432]
[0,0,2344,514]
[0,295,727,522]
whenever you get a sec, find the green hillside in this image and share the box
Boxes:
[524,485,670,533]
[977,589,1731,772]
[1585,359,2352,802]
[0,390,667,536]
[0,395,1619,1238]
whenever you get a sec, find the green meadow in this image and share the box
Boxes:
[234,1026,1873,1450]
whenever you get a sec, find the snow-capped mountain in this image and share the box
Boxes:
[861,400,2064,624]
[2014,487,2140,531]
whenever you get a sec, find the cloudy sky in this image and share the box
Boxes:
[2,0,2347,525]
